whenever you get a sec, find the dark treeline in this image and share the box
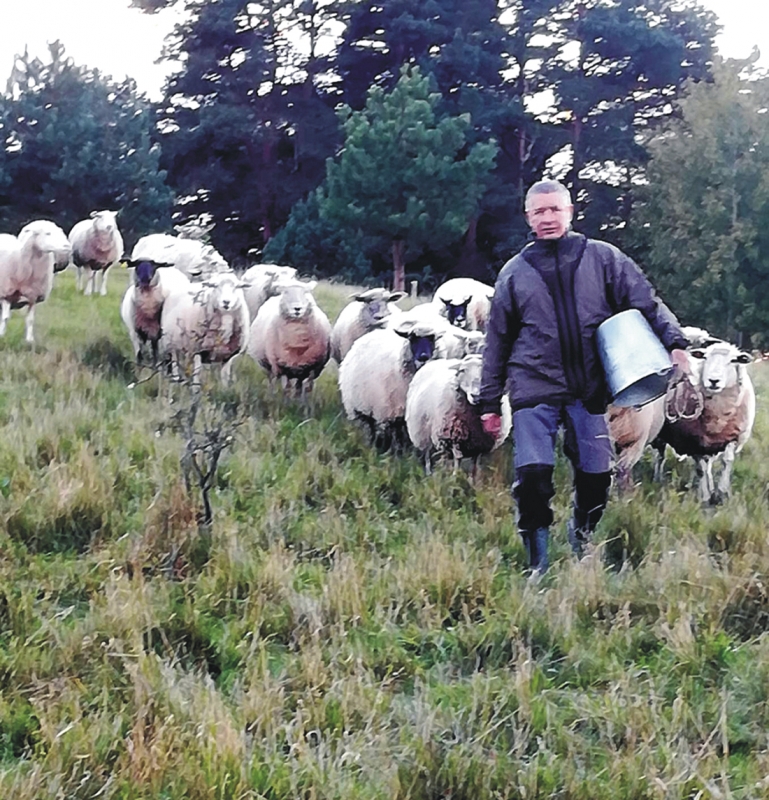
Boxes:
[6,1,769,343]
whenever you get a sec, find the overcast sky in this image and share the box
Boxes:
[0,0,766,100]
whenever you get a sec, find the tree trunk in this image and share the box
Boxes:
[392,238,405,291]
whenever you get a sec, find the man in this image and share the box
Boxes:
[478,180,689,574]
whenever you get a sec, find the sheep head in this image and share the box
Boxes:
[690,342,752,394]
[439,295,472,329]
[450,354,484,405]
[394,322,443,369]
[278,281,318,320]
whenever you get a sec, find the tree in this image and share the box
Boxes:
[0,42,173,247]
[538,0,718,242]
[318,65,498,290]
[634,57,769,345]
[154,0,345,265]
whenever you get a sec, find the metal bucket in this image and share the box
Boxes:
[597,309,673,407]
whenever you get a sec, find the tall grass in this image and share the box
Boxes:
[1,269,768,798]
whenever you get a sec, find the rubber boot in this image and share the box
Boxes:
[522,527,550,575]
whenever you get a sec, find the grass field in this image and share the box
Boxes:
[1,269,768,799]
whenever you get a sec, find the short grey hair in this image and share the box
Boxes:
[525,180,572,210]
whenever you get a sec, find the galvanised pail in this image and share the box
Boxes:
[597,309,673,407]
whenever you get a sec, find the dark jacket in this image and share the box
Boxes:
[478,232,687,414]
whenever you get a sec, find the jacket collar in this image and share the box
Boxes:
[527,230,585,256]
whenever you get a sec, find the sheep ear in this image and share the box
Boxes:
[305,280,317,291]
[237,282,250,290]
[156,262,176,269]
[388,291,406,303]
[393,325,412,339]
[350,291,365,300]
[448,361,463,373]
[734,352,752,364]
[690,349,707,359]
[89,210,98,218]
[121,257,135,268]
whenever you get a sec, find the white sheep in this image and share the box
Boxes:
[120,258,191,366]
[131,233,229,282]
[240,263,298,322]
[405,354,511,477]
[68,211,123,296]
[160,271,250,385]
[338,321,444,451]
[247,280,331,400]
[652,340,756,504]
[0,220,71,344]
[330,288,405,362]
[432,277,494,332]
[607,397,666,492]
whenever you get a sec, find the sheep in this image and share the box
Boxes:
[247,280,331,401]
[405,354,511,478]
[240,263,298,322]
[387,303,482,359]
[607,396,666,492]
[338,321,444,452]
[68,211,123,296]
[160,271,250,386]
[0,220,71,344]
[652,340,756,504]
[432,277,495,332]
[120,258,191,366]
[330,288,405,362]
[131,233,229,282]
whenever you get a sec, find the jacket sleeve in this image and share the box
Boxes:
[478,264,521,415]
[604,244,688,351]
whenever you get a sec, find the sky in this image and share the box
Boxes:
[0,0,766,100]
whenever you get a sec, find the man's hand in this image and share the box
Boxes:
[670,347,691,377]
[481,413,503,439]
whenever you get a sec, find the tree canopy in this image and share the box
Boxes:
[635,57,769,346]
[318,66,498,290]
[0,42,173,247]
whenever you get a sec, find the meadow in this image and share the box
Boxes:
[1,270,768,799]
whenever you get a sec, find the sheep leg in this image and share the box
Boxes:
[424,450,433,475]
[452,443,463,473]
[24,304,35,344]
[192,354,202,392]
[715,442,737,504]
[84,267,95,296]
[221,354,237,386]
[0,300,9,336]
[652,440,666,483]
[695,457,715,505]
[99,265,111,296]
[75,266,83,291]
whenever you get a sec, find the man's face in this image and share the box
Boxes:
[526,192,574,239]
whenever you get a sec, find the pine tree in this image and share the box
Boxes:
[0,42,173,246]
[318,65,498,290]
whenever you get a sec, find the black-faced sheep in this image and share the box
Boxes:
[331,288,405,363]
[120,259,191,366]
[131,234,229,282]
[247,280,331,400]
[338,322,444,452]
[432,277,494,332]
[160,272,250,386]
[0,220,71,344]
[68,211,123,296]
[405,354,511,477]
[653,340,755,504]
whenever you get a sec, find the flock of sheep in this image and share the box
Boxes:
[0,211,757,503]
